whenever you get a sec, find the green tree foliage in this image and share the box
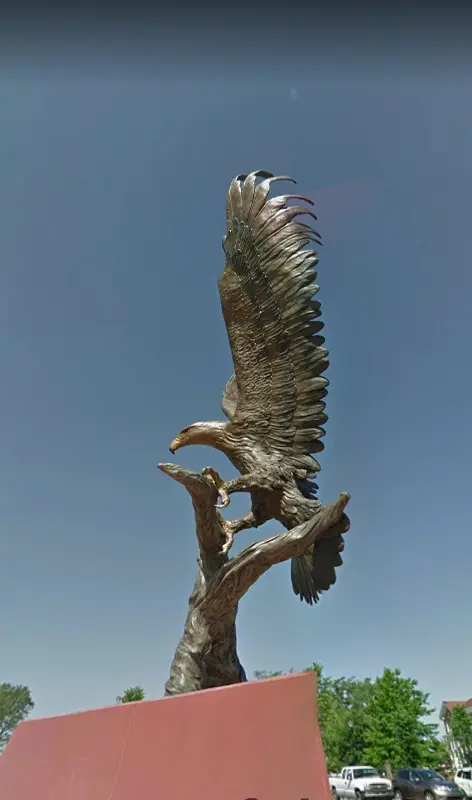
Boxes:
[116,686,145,704]
[449,705,472,763]
[363,667,440,772]
[305,663,374,772]
[254,665,446,774]
[426,737,453,775]
[253,670,287,680]
[0,682,34,750]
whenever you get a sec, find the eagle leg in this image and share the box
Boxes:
[221,536,233,556]
[201,466,231,509]
[221,472,285,495]
[219,509,263,555]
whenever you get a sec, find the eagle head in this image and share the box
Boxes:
[169,421,228,454]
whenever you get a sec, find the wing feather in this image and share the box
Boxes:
[221,374,239,420]
[219,171,329,480]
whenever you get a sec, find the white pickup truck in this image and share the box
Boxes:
[331,765,394,799]
[456,767,472,798]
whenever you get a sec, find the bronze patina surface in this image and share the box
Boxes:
[161,171,350,695]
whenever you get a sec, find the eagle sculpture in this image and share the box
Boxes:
[169,170,348,605]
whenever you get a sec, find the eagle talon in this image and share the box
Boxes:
[202,466,222,483]
[220,529,234,555]
[216,487,230,509]
[202,466,231,509]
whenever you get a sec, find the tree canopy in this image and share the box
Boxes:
[254,664,447,774]
[116,686,145,704]
[363,667,440,773]
[0,682,34,750]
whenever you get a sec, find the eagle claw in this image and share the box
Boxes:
[202,466,231,509]
[220,526,234,555]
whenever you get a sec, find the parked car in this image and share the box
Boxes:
[331,765,393,798]
[455,768,472,798]
[393,768,464,799]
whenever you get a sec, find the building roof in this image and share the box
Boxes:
[440,699,472,718]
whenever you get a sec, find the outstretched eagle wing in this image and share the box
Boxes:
[218,171,328,481]
[218,171,344,605]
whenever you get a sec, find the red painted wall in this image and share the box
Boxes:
[0,672,330,800]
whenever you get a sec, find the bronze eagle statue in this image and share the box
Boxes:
[169,170,348,605]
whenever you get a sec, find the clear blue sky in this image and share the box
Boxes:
[1,56,471,724]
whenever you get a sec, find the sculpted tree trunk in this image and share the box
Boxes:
[160,462,350,696]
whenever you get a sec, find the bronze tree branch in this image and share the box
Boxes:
[159,462,349,695]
